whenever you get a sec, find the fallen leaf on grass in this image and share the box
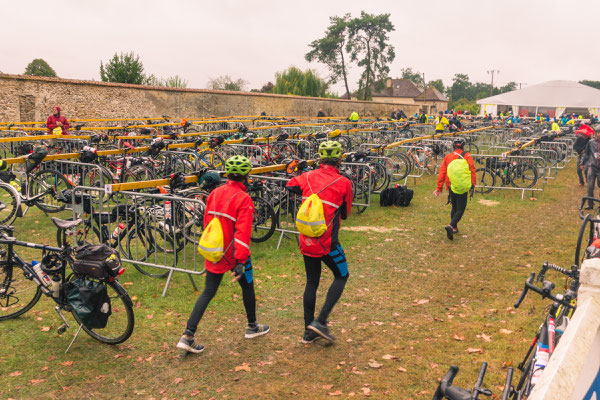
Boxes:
[368,361,383,369]
[414,299,430,306]
[322,384,334,390]
[173,378,183,384]
[466,348,483,354]
[146,314,154,319]
[48,356,56,361]
[361,387,371,396]
[40,326,51,332]
[216,387,226,393]
[41,366,48,371]
[9,371,22,377]
[477,333,492,342]
[122,282,134,286]
[190,389,202,397]
[397,367,407,372]
[131,296,138,301]
[114,354,124,359]
[430,363,438,369]
[328,390,343,396]
[499,329,513,335]
[234,362,251,372]
[382,354,398,360]
[29,379,46,385]
[452,334,464,341]
[61,361,73,366]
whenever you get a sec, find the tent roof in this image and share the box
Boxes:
[476,80,600,108]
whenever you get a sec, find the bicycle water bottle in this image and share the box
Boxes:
[164,201,172,221]
[111,223,126,240]
[51,276,61,298]
[31,260,51,287]
[530,342,550,387]
[83,146,97,153]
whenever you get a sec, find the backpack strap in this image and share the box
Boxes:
[306,171,343,209]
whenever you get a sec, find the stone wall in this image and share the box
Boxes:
[0,74,420,122]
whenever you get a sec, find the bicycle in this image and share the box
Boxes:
[474,156,538,194]
[0,220,134,345]
[432,362,514,400]
[510,262,578,399]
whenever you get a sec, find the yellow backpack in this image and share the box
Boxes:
[295,174,341,237]
[197,218,224,262]
[197,192,240,262]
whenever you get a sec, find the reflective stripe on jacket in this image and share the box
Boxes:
[203,180,254,273]
[286,165,353,257]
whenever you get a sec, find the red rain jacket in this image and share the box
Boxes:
[576,124,595,138]
[436,149,477,192]
[46,114,70,135]
[203,180,254,273]
[286,164,353,257]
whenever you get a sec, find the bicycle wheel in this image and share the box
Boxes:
[574,214,593,267]
[475,168,495,194]
[510,164,538,189]
[125,225,168,278]
[29,169,73,213]
[0,259,42,321]
[250,196,277,243]
[466,142,479,154]
[70,279,134,344]
[0,183,19,225]
[197,150,226,170]
[368,161,390,192]
[388,151,411,181]
[181,190,207,246]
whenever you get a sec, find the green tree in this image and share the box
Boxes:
[24,59,57,77]
[164,75,187,88]
[448,73,473,101]
[499,81,517,93]
[272,66,328,97]
[207,75,248,91]
[580,80,600,90]
[305,14,352,100]
[346,12,395,101]
[100,52,146,84]
[401,67,424,89]
[428,79,444,93]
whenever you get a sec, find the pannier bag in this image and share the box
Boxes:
[379,185,413,207]
[62,278,111,329]
[25,147,49,174]
[73,244,123,279]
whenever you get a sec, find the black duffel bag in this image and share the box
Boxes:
[380,185,413,207]
[73,244,123,280]
[63,278,111,329]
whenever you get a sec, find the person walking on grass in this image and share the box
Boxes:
[286,141,353,344]
[177,155,269,354]
[434,138,476,240]
[581,130,600,209]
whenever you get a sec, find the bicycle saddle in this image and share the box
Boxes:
[51,217,82,230]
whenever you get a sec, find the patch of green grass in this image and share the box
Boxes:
[0,163,585,399]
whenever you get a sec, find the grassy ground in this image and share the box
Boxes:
[0,163,584,399]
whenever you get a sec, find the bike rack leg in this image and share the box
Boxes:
[161,269,175,297]
[276,230,285,250]
[187,273,198,292]
[65,323,83,354]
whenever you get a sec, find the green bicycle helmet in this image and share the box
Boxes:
[318,140,342,159]
[225,155,252,175]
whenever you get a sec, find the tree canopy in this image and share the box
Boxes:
[24,59,57,77]
[207,76,248,91]
[580,80,600,90]
[347,12,395,101]
[271,67,329,97]
[305,14,352,100]
[100,52,146,84]
[400,68,424,89]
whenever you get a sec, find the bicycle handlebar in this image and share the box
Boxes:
[515,271,574,309]
[537,261,577,283]
[579,196,600,218]
[432,363,492,400]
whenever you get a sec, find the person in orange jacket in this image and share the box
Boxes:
[177,155,269,354]
[286,141,353,344]
[434,138,476,240]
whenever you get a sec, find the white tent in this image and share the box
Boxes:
[476,80,600,117]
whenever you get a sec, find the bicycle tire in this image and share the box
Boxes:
[250,196,277,243]
[28,169,73,213]
[510,164,538,189]
[197,149,226,170]
[368,161,390,192]
[574,213,593,267]
[0,183,19,225]
[70,279,134,344]
[475,168,495,194]
[125,225,168,278]
[388,151,411,181]
[0,261,42,321]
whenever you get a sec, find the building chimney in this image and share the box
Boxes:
[386,78,392,88]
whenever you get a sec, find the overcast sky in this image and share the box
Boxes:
[1,0,598,94]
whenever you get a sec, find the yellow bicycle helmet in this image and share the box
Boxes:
[318,141,342,159]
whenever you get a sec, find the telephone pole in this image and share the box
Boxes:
[487,69,500,96]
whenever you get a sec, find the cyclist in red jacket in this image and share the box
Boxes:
[46,106,69,135]
[177,155,269,354]
[286,141,353,343]
[434,138,476,240]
